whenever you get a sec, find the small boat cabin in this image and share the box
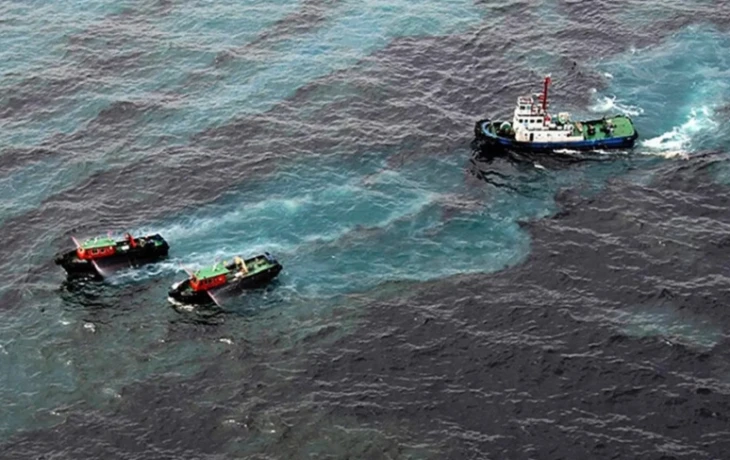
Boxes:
[190,264,229,292]
[76,236,117,260]
[507,76,584,143]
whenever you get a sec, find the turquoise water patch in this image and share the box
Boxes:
[617,0,718,29]
[163,0,485,131]
[0,1,134,82]
[592,26,730,156]
[136,152,535,298]
[0,0,485,224]
[0,159,66,224]
[129,151,634,301]
[155,0,303,49]
[0,286,226,437]
[618,306,723,350]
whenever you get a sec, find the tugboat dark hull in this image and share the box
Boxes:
[168,262,283,306]
[55,234,169,277]
[474,118,639,154]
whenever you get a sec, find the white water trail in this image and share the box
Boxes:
[590,94,643,117]
[639,106,716,159]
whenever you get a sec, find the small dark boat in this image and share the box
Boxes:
[55,233,169,277]
[168,253,282,306]
[474,76,638,153]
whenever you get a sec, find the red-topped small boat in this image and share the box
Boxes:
[168,253,282,306]
[55,232,169,277]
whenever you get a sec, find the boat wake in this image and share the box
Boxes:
[639,106,716,159]
[590,94,644,117]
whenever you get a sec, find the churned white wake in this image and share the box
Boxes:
[590,94,644,117]
[640,106,716,159]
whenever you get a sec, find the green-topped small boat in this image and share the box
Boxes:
[168,252,282,306]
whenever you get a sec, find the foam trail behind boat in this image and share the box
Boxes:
[639,106,715,159]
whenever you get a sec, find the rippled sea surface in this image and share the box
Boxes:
[2,0,730,458]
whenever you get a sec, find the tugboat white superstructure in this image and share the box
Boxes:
[474,76,638,152]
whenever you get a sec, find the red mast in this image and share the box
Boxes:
[542,75,551,112]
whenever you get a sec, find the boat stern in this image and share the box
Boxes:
[474,118,497,140]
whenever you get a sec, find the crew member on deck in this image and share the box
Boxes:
[234,256,248,275]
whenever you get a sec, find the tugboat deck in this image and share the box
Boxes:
[581,116,636,141]
[243,256,278,275]
[486,115,636,142]
[194,264,229,280]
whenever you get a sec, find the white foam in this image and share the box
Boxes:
[640,106,715,158]
[590,95,643,117]
[593,148,626,156]
[168,296,195,311]
[553,149,582,156]
[102,387,122,399]
[144,194,313,244]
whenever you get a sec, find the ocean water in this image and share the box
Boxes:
[1,0,730,458]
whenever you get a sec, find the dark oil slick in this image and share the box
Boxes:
[1,0,730,459]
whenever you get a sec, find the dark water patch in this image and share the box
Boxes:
[90,100,152,128]
[195,33,520,161]
[284,152,730,458]
[0,286,416,459]
[0,147,57,174]
[5,151,730,458]
[57,277,161,317]
[0,1,171,144]
[3,2,730,458]
[0,87,169,177]
[63,11,154,76]
[0,403,231,460]
[0,73,85,121]
[558,0,694,45]
[247,0,343,49]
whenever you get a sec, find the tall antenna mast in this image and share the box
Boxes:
[542,75,551,112]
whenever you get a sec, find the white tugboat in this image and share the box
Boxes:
[474,76,638,152]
